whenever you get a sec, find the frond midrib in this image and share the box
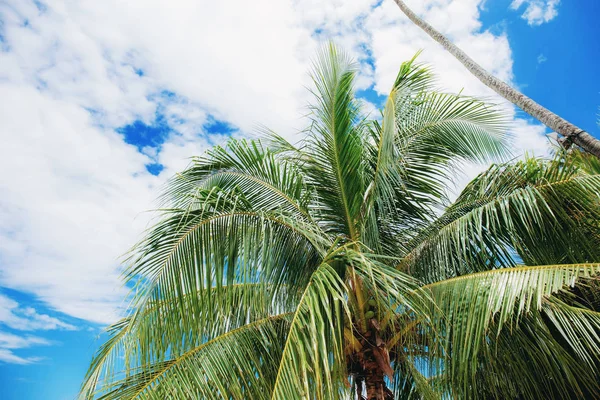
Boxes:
[421,263,600,291]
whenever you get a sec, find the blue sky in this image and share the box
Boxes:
[0,0,598,399]
[481,0,600,132]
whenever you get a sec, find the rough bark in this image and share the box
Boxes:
[360,319,394,400]
[393,0,600,159]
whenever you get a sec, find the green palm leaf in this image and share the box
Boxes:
[424,263,600,396]
[302,43,366,240]
[271,262,348,400]
[94,314,291,400]
[80,283,293,399]
[404,155,600,282]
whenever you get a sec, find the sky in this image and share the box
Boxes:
[0,0,598,398]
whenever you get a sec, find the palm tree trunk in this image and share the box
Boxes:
[363,354,393,399]
[360,320,394,400]
[392,0,600,159]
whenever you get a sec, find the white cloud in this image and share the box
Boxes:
[511,0,560,26]
[0,82,160,324]
[0,331,51,364]
[537,53,548,64]
[0,0,552,332]
[0,293,76,331]
[0,0,317,326]
[0,331,51,349]
[0,349,41,365]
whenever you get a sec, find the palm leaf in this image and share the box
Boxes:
[271,262,349,400]
[80,283,295,399]
[93,314,292,399]
[424,263,600,394]
[302,43,366,240]
[403,156,600,282]
[472,309,600,399]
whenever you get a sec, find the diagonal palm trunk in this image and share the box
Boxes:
[392,0,600,159]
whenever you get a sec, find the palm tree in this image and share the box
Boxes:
[80,45,600,400]
[392,0,600,159]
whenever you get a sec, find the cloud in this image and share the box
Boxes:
[0,82,160,324]
[537,53,547,64]
[0,0,318,325]
[0,349,42,365]
[0,0,551,331]
[510,0,560,26]
[0,292,72,364]
[0,293,76,331]
[0,331,51,364]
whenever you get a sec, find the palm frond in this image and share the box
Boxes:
[403,155,600,282]
[392,50,435,94]
[163,138,310,216]
[126,178,329,313]
[391,88,508,213]
[361,90,405,252]
[302,43,366,240]
[93,314,292,400]
[271,262,349,400]
[80,283,295,399]
[424,263,600,394]
[80,317,135,399]
[542,296,600,367]
[472,309,600,399]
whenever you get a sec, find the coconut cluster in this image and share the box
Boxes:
[364,298,377,320]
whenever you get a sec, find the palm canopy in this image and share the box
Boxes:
[81,45,600,400]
